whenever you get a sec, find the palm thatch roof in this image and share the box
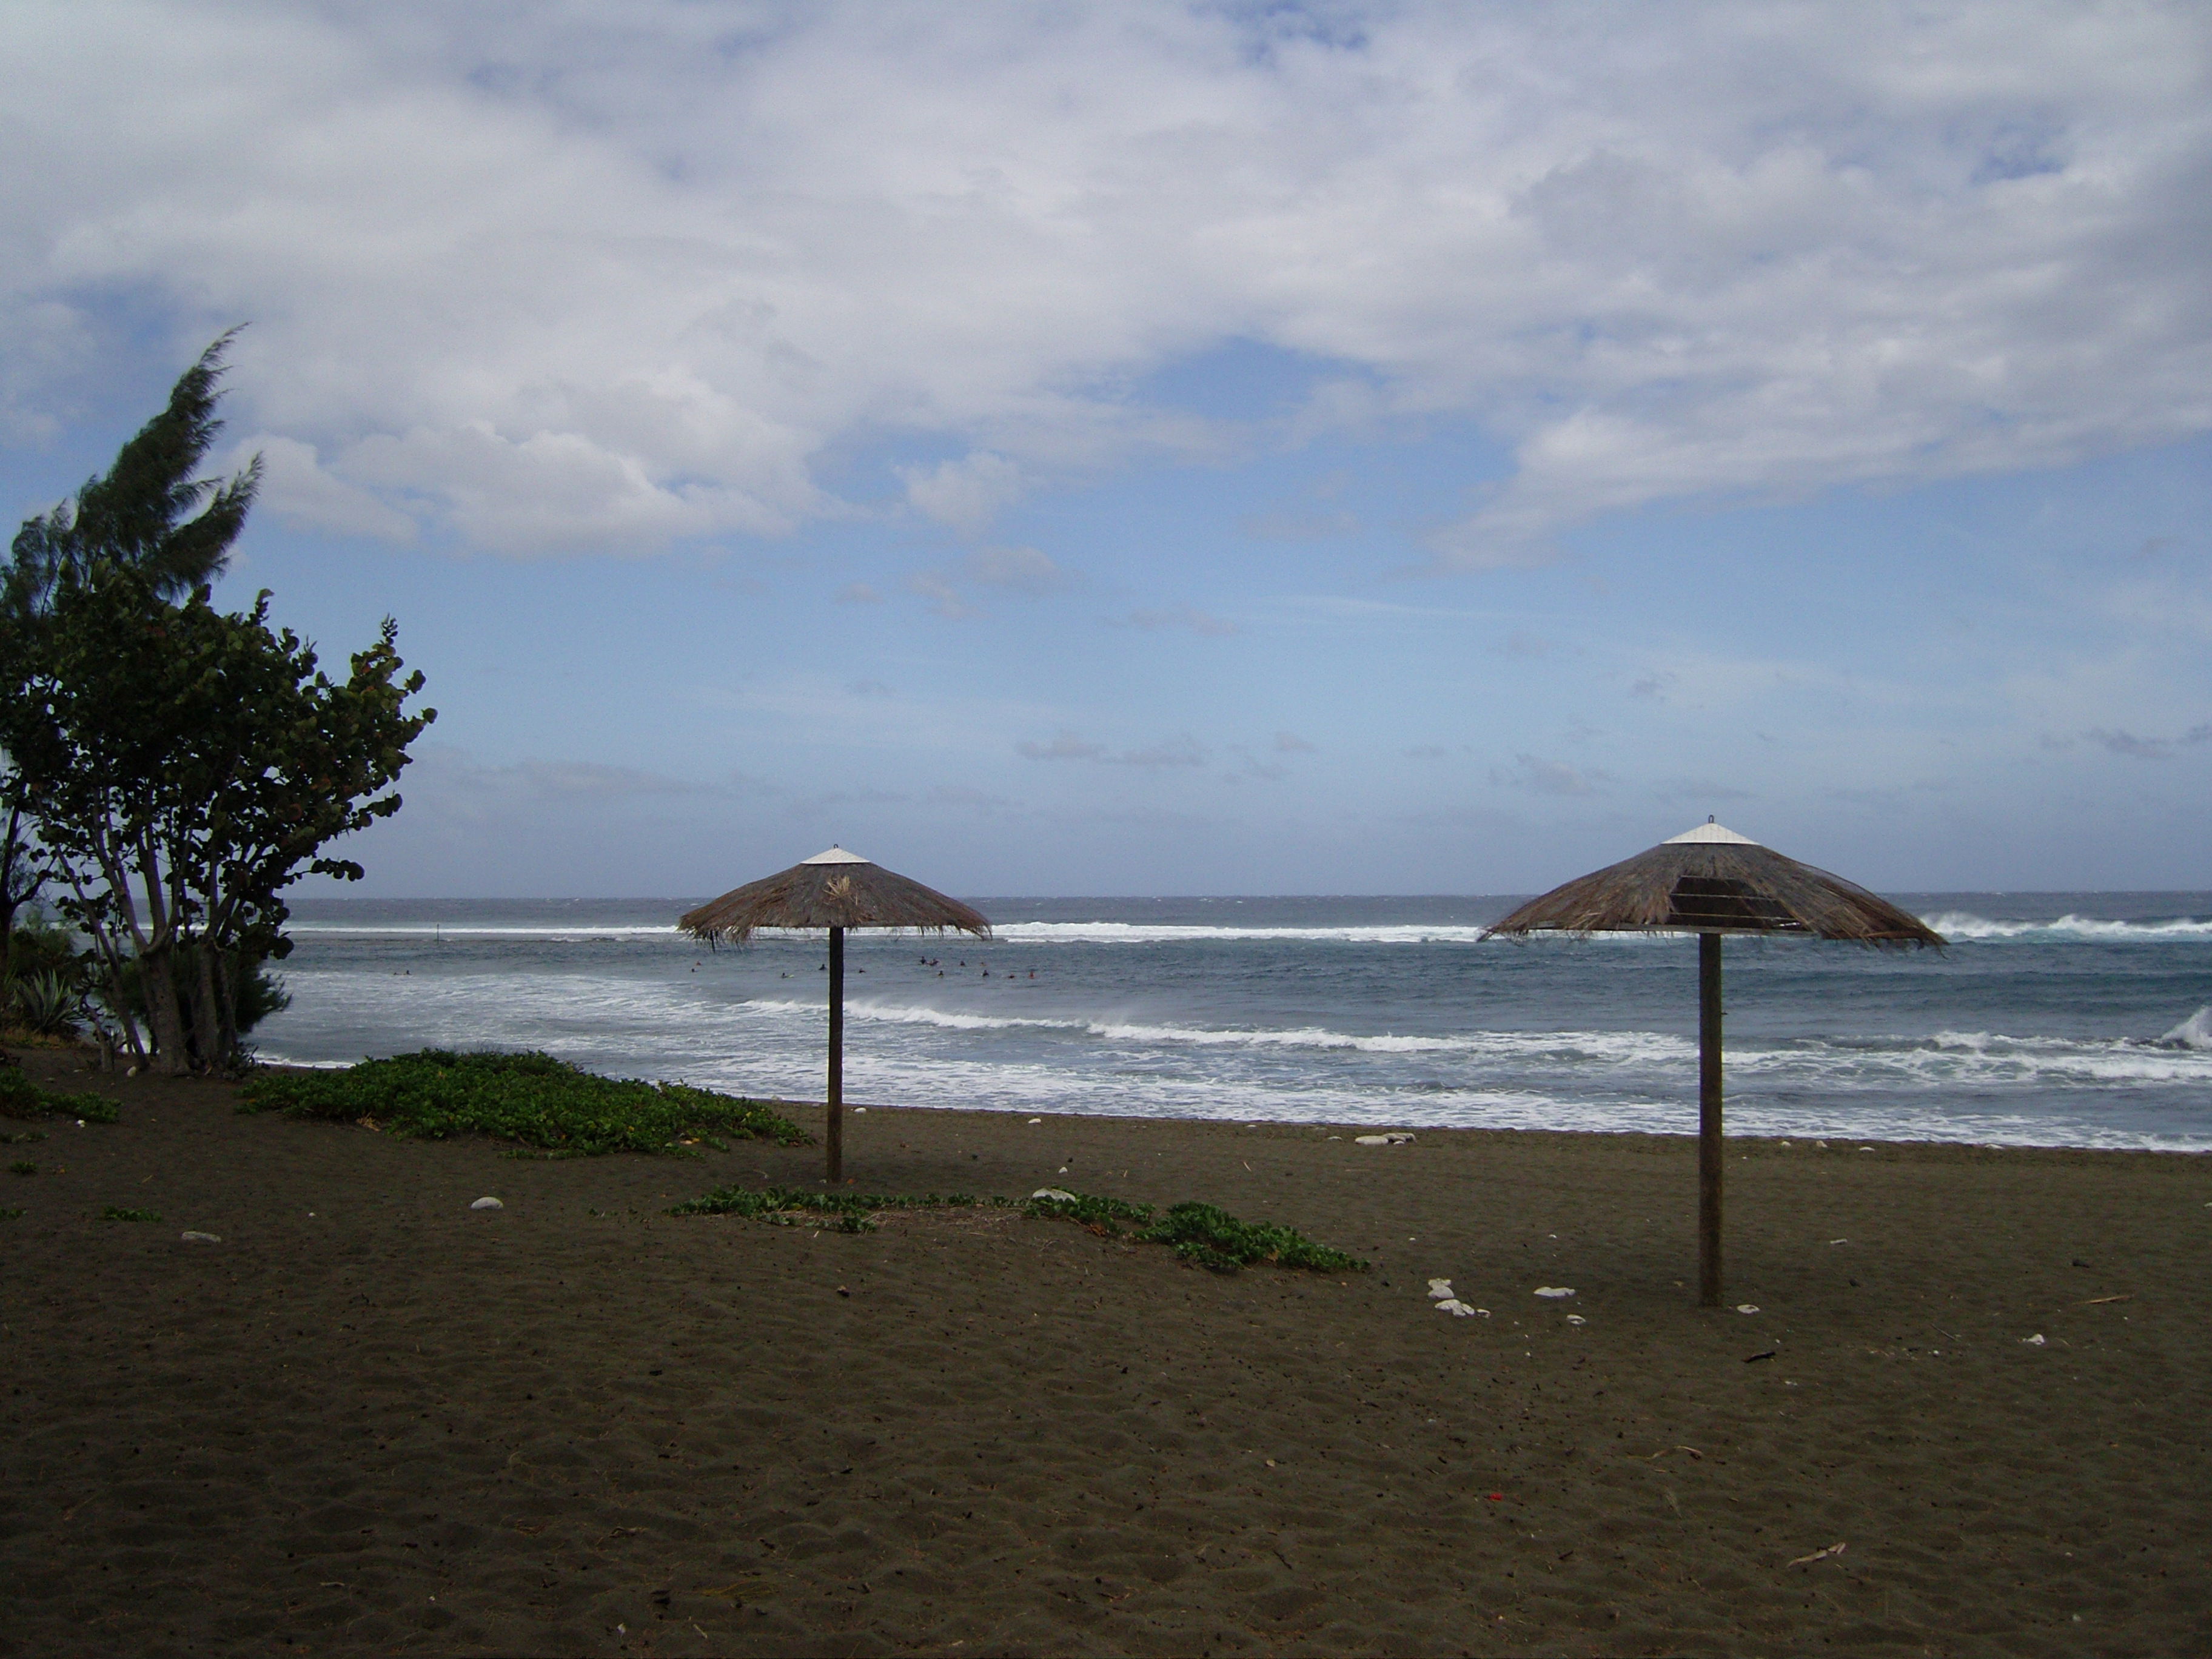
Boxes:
[679,846,991,942]
[1483,821,1943,948]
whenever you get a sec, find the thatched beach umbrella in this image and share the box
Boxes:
[1484,820,1943,1307]
[679,847,991,1183]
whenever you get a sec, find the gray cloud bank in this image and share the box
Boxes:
[4,1,2207,561]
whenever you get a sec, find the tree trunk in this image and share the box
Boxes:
[191,942,223,1071]
[215,950,239,1066]
[0,800,32,968]
[133,846,192,1074]
[139,943,190,1075]
[79,917,145,1062]
[0,799,42,975]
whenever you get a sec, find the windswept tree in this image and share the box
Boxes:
[5,328,261,615]
[1,330,434,1071]
[1,330,263,960]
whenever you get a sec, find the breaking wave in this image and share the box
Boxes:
[1926,912,2212,943]
[988,922,1500,945]
[285,923,682,939]
[2156,1007,2212,1050]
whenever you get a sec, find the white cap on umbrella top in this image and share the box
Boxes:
[1664,818,1760,846]
[802,845,873,865]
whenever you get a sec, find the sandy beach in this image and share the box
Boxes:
[2,1045,2207,1657]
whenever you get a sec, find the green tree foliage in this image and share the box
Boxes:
[5,568,432,1071]
[0,331,262,962]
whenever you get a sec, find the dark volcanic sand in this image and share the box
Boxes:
[1,1047,2207,1658]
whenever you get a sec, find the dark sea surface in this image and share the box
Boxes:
[260,893,2212,1150]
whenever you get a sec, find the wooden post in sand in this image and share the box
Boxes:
[826,925,845,1184]
[1481,820,1942,1310]
[1698,931,1724,1307]
[679,848,990,1188]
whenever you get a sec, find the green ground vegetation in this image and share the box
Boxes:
[1022,1190,1156,1231]
[0,1065,118,1123]
[1138,1199,1368,1275]
[671,1181,1367,1273]
[237,1049,806,1156]
[99,1205,160,1222]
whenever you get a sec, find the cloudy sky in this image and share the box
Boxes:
[4,1,2209,896]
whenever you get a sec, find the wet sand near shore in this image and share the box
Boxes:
[2,1047,2207,1657]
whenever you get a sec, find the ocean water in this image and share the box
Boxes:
[255,893,2212,1152]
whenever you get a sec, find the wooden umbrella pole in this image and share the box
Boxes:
[1698,930,1724,1307]
[826,926,845,1184]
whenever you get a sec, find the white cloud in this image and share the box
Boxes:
[899,451,1023,533]
[4,1,2207,558]
[244,435,416,541]
[340,418,808,554]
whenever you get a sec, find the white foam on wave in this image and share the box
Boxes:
[273,974,2212,1094]
[2158,1007,2212,1050]
[286,923,683,940]
[743,996,1695,1065]
[988,921,1706,945]
[740,997,1062,1034]
[1729,1028,2212,1090]
[1078,1019,1689,1065]
[600,1039,2212,1151]
[1927,911,2212,942]
[988,921,1502,945]
[787,995,2212,1092]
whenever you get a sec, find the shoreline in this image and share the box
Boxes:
[244,1048,2212,1156]
[250,889,2212,1159]
[5,1046,2208,1655]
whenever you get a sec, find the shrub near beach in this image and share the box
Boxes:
[238,1049,804,1156]
[0,1064,116,1123]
